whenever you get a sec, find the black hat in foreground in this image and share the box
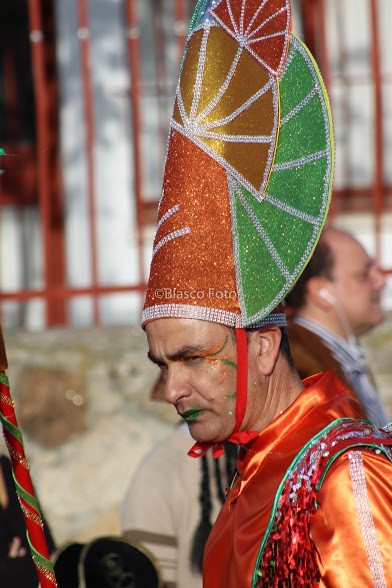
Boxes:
[53,535,162,588]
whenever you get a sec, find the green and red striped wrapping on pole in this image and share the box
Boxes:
[0,149,57,586]
[0,372,58,587]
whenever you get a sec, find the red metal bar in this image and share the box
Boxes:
[2,36,19,140]
[297,0,331,100]
[174,0,188,64]
[77,0,100,323]
[27,0,52,324]
[316,0,330,90]
[315,0,337,222]
[333,186,392,198]
[153,0,170,150]
[41,0,67,325]
[300,0,336,220]
[332,0,353,223]
[0,283,147,302]
[299,0,317,57]
[125,0,146,309]
[26,0,66,326]
[369,0,384,261]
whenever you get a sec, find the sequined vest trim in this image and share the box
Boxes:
[252,418,392,587]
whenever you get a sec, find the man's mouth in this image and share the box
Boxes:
[180,408,206,422]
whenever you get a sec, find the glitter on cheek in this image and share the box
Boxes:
[224,392,237,402]
[204,354,237,384]
[188,337,237,386]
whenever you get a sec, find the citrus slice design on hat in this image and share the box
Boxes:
[231,35,334,324]
[209,0,291,76]
[172,0,291,200]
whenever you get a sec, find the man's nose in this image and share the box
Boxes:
[163,367,190,405]
[372,265,386,290]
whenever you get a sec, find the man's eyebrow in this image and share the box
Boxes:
[147,345,208,365]
[357,257,376,274]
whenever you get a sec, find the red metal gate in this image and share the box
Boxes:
[0,0,391,329]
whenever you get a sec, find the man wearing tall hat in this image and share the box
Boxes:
[142,1,392,586]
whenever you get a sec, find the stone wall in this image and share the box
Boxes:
[2,321,392,550]
[1,326,178,547]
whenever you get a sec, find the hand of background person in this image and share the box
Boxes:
[8,536,27,558]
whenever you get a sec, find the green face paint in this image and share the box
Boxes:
[199,336,237,380]
[180,408,206,422]
[224,392,237,402]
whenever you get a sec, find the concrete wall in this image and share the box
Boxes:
[1,321,392,549]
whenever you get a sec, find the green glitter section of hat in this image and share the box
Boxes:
[231,35,334,325]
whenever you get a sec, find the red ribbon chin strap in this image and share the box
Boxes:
[188,327,259,459]
[232,327,248,432]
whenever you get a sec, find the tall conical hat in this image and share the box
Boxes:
[142,0,333,330]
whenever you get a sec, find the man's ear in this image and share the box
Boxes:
[306,277,335,309]
[248,326,282,377]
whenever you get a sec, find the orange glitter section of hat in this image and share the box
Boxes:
[144,130,239,315]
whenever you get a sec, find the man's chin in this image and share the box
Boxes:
[187,422,226,445]
[360,315,384,335]
[371,311,385,328]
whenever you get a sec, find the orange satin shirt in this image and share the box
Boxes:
[203,369,392,587]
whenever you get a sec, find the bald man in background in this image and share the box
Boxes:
[285,227,390,426]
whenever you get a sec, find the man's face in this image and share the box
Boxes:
[327,232,385,337]
[145,318,239,443]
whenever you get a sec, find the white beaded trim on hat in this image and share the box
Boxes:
[141,304,286,329]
